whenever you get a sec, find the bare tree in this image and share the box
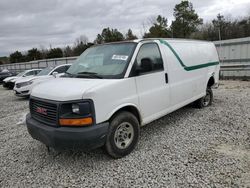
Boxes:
[140,16,156,36]
[75,35,88,46]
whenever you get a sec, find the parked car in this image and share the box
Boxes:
[14,64,71,97]
[0,69,10,73]
[0,71,16,84]
[26,39,220,158]
[3,69,41,89]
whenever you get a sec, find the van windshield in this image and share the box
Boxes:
[66,42,137,79]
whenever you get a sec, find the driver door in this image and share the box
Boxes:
[132,42,170,124]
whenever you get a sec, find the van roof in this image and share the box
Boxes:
[96,38,212,45]
[91,38,213,48]
[133,38,212,43]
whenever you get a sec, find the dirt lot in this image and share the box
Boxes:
[0,80,249,187]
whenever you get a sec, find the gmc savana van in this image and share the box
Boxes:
[26,38,220,158]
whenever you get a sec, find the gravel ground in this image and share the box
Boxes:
[0,80,249,187]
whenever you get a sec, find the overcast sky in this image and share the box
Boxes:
[0,0,250,56]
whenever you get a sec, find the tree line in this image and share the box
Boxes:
[4,0,250,64]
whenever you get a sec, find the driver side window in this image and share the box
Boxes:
[133,43,163,75]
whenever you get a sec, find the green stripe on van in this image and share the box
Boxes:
[184,61,219,71]
[159,39,219,71]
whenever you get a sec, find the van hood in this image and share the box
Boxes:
[31,78,113,101]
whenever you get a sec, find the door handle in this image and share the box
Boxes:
[165,73,168,84]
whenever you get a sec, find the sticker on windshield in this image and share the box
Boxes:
[112,55,128,61]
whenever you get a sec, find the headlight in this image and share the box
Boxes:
[18,81,33,87]
[72,104,80,114]
[59,101,93,126]
[26,81,33,85]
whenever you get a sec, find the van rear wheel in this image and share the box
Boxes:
[195,87,213,108]
[105,111,140,158]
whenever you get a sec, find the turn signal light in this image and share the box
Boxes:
[59,117,93,126]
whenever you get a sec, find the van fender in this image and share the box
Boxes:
[206,72,215,88]
[106,103,141,123]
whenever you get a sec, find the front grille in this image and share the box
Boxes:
[21,90,29,94]
[30,98,58,126]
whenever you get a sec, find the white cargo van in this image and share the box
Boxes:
[26,38,220,158]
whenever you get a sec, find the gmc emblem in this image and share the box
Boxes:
[36,107,47,115]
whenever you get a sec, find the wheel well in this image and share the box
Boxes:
[207,77,215,88]
[110,106,141,125]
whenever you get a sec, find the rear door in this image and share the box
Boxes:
[131,42,170,124]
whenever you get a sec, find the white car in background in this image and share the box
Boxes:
[14,64,71,97]
[3,69,41,89]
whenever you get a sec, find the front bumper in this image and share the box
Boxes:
[3,81,9,88]
[26,114,109,150]
[14,85,32,97]
[14,89,30,97]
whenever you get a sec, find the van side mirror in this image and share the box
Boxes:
[52,72,58,78]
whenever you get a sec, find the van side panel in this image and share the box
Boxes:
[160,41,205,107]
[160,40,219,107]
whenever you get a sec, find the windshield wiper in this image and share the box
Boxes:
[64,72,75,77]
[76,72,103,79]
[77,71,98,75]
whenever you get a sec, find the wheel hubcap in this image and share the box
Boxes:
[203,91,211,106]
[114,122,134,149]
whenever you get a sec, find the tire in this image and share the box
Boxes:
[105,111,140,158]
[195,87,213,108]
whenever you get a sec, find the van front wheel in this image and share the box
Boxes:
[105,111,140,158]
[195,87,213,108]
